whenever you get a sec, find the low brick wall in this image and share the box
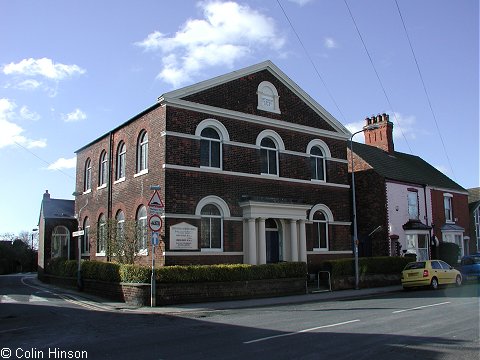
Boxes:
[40,274,306,306]
[332,274,401,290]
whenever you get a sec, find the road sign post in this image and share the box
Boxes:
[148,187,164,307]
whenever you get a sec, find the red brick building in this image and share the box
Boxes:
[349,114,470,261]
[73,61,353,270]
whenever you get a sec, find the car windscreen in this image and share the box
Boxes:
[404,262,426,270]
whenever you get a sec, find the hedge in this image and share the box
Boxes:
[45,260,307,284]
[320,256,411,279]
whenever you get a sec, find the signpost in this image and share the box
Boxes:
[148,186,164,307]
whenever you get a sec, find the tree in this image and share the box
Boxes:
[104,219,144,265]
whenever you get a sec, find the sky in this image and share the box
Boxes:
[0,0,478,236]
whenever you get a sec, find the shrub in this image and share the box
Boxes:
[45,258,77,277]
[320,257,411,279]
[81,261,121,282]
[438,242,460,266]
[120,264,151,283]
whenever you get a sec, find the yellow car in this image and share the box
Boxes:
[401,260,462,290]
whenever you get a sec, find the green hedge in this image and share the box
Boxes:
[45,260,307,284]
[320,257,411,279]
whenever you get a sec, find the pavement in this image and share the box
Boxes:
[26,274,404,314]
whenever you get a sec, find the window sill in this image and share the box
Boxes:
[114,177,125,185]
[83,189,92,195]
[312,248,329,252]
[260,173,279,177]
[311,178,326,183]
[134,169,148,178]
[200,248,223,252]
[97,184,107,190]
[95,252,106,257]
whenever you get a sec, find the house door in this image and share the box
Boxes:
[266,219,280,263]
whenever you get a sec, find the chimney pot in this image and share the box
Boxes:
[43,190,50,200]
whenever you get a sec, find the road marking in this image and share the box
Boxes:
[392,301,451,314]
[244,319,360,344]
[29,295,49,302]
[0,295,17,303]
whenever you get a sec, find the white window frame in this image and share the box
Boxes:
[51,226,70,259]
[442,231,464,259]
[96,214,106,256]
[84,158,92,193]
[195,119,230,170]
[82,217,90,255]
[407,190,419,220]
[195,196,230,252]
[136,205,148,255]
[116,142,126,181]
[136,131,148,175]
[405,232,430,261]
[98,151,107,188]
[309,204,334,252]
[444,193,454,223]
[256,130,284,177]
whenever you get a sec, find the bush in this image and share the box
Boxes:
[82,261,121,282]
[438,242,460,266]
[120,264,151,283]
[320,257,411,279]
[45,258,77,277]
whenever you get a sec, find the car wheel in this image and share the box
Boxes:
[430,277,439,290]
[455,275,462,287]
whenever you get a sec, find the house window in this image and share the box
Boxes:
[260,137,278,175]
[116,142,126,180]
[312,210,328,250]
[443,232,464,258]
[310,146,326,181]
[474,207,480,252]
[200,127,221,168]
[257,81,280,114]
[82,217,90,255]
[51,226,70,259]
[405,233,429,261]
[200,204,222,250]
[408,190,419,220]
[116,210,125,248]
[97,214,106,255]
[444,194,453,222]
[136,205,147,254]
[137,131,148,173]
[99,151,107,187]
[84,158,91,192]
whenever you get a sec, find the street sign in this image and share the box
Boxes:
[151,232,159,246]
[73,230,84,237]
[149,214,162,232]
[148,190,164,209]
[149,207,164,216]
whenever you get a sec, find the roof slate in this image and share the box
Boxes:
[41,198,75,219]
[353,142,465,192]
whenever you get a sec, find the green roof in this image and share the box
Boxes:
[353,142,465,192]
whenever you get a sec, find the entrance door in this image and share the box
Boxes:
[266,219,280,263]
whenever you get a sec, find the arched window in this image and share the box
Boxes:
[84,158,91,192]
[312,211,329,250]
[137,131,148,173]
[51,226,70,259]
[116,142,126,180]
[200,204,222,250]
[136,205,147,253]
[200,127,221,168]
[98,150,107,187]
[260,137,278,175]
[116,210,125,246]
[97,214,106,255]
[82,217,90,255]
[257,81,280,114]
[310,146,326,181]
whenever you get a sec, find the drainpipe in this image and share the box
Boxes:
[107,131,113,262]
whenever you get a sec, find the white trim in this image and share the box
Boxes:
[307,250,352,255]
[306,139,332,158]
[160,97,350,141]
[164,213,243,222]
[257,80,281,114]
[134,169,148,178]
[256,129,285,150]
[309,204,335,222]
[195,195,231,217]
[95,252,106,257]
[97,184,107,191]
[195,118,230,141]
[82,189,92,195]
[113,177,125,185]
[163,164,350,189]
[160,60,351,137]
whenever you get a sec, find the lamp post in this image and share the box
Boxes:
[31,228,38,250]
[350,124,379,290]
[72,191,88,290]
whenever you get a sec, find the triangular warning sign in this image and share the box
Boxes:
[148,190,164,208]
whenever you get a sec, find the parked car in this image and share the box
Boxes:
[401,260,462,290]
[459,254,480,282]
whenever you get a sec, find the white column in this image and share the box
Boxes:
[298,220,307,263]
[247,218,257,265]
[290,219,298,262]
[258,218,266,265]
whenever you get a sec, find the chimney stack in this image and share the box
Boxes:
[364,113,394,154]
[43,190,50,200]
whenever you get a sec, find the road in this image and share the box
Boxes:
[0,273,479,360]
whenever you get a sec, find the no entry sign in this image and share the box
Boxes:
[149,215,162,232]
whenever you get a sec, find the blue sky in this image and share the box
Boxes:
[0,0,478,236]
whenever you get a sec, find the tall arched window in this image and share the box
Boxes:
[136,205,147,253]
[116,210,125,247]
[260,137,278,175]
[98,150,107,187]
[51,226,70,259]
[116,142,126,180]
[97,214,106,255]
[137,131,148,173]
[312,211,329,250]
[310,146,326,181]
[82,217,90,254]
[84,158,92,192]
[200,127,221,168]
[200,204,222,250]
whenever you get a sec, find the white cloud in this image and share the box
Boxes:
[63,108,87,122]
[0,98,47,149]
[287,0,314,5]
[136,1,285,87]
[2,58,85,80]
[20,106,40,121]
[15,79,42,90]
[324,37,338,49]
[47,157,76,170]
